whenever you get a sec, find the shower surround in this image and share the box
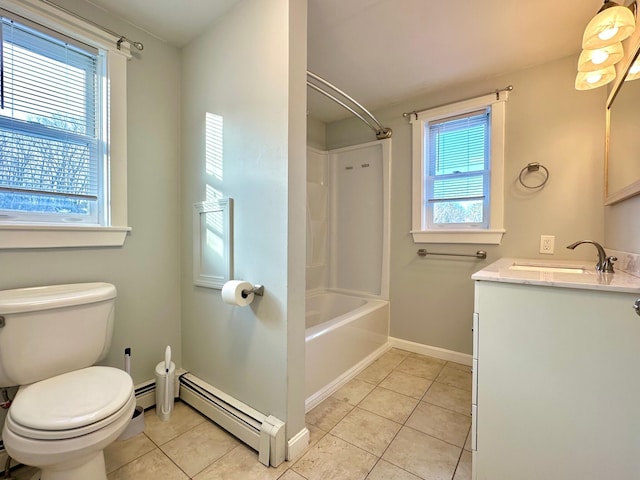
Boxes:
[305,139,391,409]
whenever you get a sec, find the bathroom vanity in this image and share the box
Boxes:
[471,258,640,480]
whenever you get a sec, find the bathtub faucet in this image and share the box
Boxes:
[566,240,616,273]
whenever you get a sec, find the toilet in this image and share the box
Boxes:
[0,283,135,480]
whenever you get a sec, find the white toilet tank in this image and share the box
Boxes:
[0,283,117,388]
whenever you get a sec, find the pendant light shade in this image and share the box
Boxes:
[625,58,640,80]
[575,65,617,89]
[578,42,624,70]
[582,2,636,49]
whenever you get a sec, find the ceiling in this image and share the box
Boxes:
[86,0,603,123]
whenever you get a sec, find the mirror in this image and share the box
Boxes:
[605,33,640,205]
[193,198,234,289]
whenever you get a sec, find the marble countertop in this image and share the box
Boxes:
[472,257,640,293]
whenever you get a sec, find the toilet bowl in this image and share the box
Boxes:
[0,283,135,480]
[3,367,134,480]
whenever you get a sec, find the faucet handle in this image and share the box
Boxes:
[601,255,617,273]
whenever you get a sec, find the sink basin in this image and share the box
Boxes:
[509,263,587,274]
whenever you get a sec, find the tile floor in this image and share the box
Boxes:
[9,348,472,480]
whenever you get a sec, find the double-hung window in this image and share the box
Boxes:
[0,14,101,224]
[0,0,130,248]
[411,91,508,244]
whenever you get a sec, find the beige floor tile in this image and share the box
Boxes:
[366,459,422,480]
[356,359,396,385]
[330,407,401,456]
[379,370,433,399]
[453,450,472,480]
[382,427,461,480]
[306,396,353,431]
[422,382,472,416]
[107,449,189,480]
[376,348,411,369]
[105,431,156,473]
[446,361,472,373]
[405,402,471,447]
[161,421,240,477]
[396,356,446,380]
[435,365,472,392]
[292,434,377,480]
[307,423,327,448]
[144,401,207,445]
[194,444,288,480]
[464,428,472,451]
[359,387,418,424]
[332,378,376,406]
[279,470,307,480]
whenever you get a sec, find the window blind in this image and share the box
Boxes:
[0,13,99,217]
[426,108,490,225]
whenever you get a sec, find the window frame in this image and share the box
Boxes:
[411,91,508,244]
[0,0,130,249]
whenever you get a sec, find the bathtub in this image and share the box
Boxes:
[305,291,389,408]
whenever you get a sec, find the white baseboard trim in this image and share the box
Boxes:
[286,427,310,461]
[305,342,390,412]
[389,337,472,366]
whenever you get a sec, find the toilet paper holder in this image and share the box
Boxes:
[241,284,264,299]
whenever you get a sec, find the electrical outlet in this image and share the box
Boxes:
[540,235,555,254]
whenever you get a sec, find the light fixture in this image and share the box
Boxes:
[582,1,636,49]
[575,65,617,89]
[625,57,640,80]
[576,1,636,90]
[578,42,624,70]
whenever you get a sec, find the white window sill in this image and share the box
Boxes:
[0,224,131,249]
[411,229,505,245]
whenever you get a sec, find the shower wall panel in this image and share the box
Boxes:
[330,144,384,296]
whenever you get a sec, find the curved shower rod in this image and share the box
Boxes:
[307,71,392,140]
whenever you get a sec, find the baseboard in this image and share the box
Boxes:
[389,337,472,366]
[305,342,390,412]
[286,427,310,461]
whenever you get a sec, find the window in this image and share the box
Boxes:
[411,91,508,244]
[0,0,130,248]
[0,15,101,224]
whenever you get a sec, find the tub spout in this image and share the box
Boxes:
[566,240,616,273]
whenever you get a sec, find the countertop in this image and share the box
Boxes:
[472,257,640,293]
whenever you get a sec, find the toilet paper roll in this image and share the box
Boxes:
[221,280,255,306]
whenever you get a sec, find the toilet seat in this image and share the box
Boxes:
[7,366,133,440]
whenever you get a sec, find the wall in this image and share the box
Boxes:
[325,55,606,355]
[307,116,326,150]
[0,1,182,387]
[180,0,307,439]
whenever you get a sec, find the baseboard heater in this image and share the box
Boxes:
[179,373,285,467]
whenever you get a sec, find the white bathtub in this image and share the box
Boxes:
[305,291,389,408]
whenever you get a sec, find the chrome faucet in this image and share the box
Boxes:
[566,240,617,273]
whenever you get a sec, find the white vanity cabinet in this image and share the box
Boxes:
[471,259,640,480]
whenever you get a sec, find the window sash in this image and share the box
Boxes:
[424,108,490,228]
[0,12,101,223]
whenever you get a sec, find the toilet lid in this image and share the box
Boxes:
[10,366,133,431]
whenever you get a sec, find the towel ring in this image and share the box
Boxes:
[518,162,549,189]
